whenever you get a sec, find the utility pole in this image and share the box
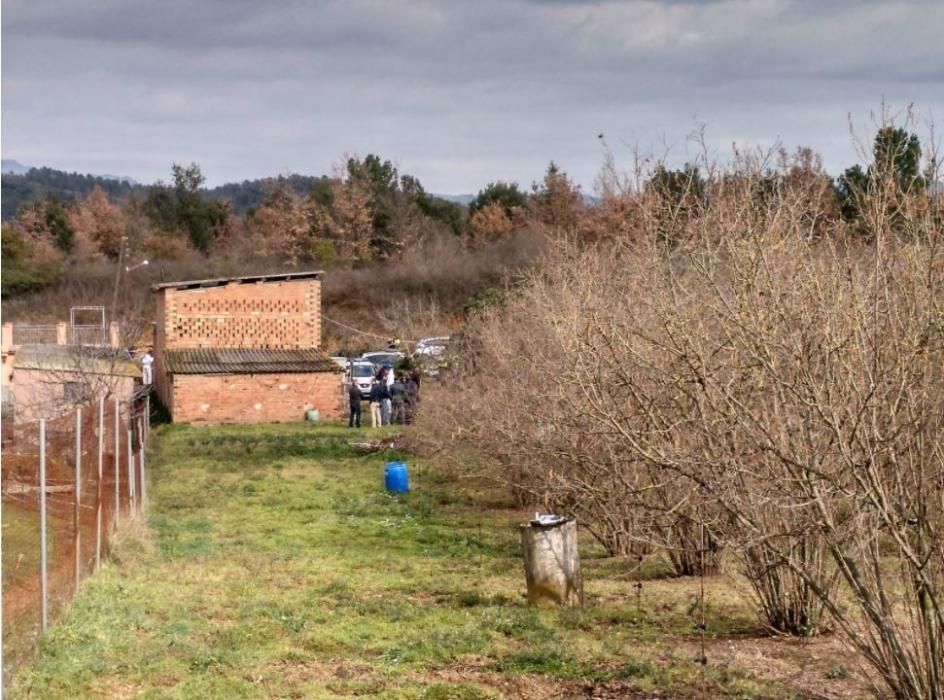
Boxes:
[110,236,127,328]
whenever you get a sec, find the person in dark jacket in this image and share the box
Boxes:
[347,380,362,428]
[379,379,392,425]
[368,379,383,428]
[390,374,408,425]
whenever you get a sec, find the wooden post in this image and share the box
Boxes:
[114,397,120,524]
[127,427,136,516]
[520,519,583,607]
[39,418,49,631]
[95,397,104,571]
[74,407,82,592]
[138,417,147,511]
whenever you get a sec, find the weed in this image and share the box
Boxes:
[825,664,849,680]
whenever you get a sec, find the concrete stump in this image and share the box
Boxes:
[520,519,583,607]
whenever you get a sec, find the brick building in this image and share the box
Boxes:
[152,271,343,424]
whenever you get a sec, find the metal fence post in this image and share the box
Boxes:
[96,397,104,571]
[74,407,82,592]
[39,418,48,632]
[114,396,120,525]
[127,427,136,516]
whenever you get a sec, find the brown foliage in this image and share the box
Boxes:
[248,189,311,264]
[68,186,125,260]
[469,202,515,240]
[414,131,944,698]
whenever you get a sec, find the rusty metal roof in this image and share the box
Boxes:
[151,270,323,292]
[164,347,341,375]
[13,344,142,378]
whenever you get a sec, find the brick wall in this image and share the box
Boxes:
[170,372,343,424]
[162,278,321,350]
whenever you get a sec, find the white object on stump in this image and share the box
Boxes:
[520,517,583,607]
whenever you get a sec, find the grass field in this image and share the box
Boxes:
[7,423,866,699]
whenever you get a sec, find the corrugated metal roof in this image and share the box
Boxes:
[164,347,342,375]
[13,344,141,378]
[151,270,323,292]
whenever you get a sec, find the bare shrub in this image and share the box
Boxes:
[320,231,543,352]
[415,125,944,696]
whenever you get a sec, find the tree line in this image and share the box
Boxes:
[2,127,941,299]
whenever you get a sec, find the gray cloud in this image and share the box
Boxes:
[3,0,942,192]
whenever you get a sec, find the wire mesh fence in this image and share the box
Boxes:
[10,325,58,346]
[1,394,150,685]
[68,326,109,347]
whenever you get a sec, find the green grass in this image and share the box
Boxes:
[8,422,806,698]
[2,506,51,591]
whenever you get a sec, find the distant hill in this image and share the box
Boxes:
[205,174,333,215]
[431,193,475,206]
[2,159,138,184]
[2,159,31,175]
[1,167,144,220]
[434,191,599,206]
[1,164,482,222]
[0,168,340,220]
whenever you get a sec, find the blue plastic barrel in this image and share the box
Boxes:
[384,461,410,493]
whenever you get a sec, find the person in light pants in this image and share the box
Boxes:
[141,348,154,384]
[368,379,383,428]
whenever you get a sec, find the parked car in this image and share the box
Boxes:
[414,336,451,357]
[361,351,405,369]
[348,361,376,399]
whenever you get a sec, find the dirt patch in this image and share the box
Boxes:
[683,633,872,700]
[409,660,666,700]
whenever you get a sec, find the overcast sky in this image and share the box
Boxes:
[2,0,943,192]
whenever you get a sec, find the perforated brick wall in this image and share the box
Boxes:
[161,279,321,350]
[170,372,343,424]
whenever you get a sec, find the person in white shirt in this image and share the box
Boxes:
[141,349,154,385]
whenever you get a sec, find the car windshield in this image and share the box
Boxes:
[365,353,397,364]
[351,365,375,378]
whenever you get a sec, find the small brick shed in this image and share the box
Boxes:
[152,271,343,424]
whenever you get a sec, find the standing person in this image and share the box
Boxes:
[380,375,392,425]
[382,364,394,424]
[347,380,362,428]
[404,374,419,424]
[390,373,407,425]
[368,379,383,428]
[141,348,154,385]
